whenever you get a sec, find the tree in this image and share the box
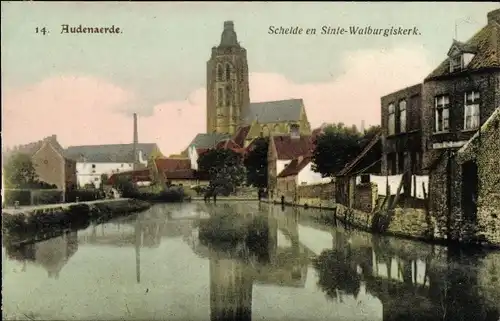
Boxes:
[244,137,269,188]
[312,123,363,177]
[3,153,39,188]
[198,149,246,195]
[312,123,382,177]
[112,175,138,197]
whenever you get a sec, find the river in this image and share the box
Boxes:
[2,202,500,321]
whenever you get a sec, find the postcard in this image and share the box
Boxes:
[2,2,500,321]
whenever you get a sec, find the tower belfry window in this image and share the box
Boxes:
[225,63,231,81]
[217,64,223,81]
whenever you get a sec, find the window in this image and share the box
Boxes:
[450,55,463,72]
[388,103,395,135]
[464,91,480,130]
[94,177,99,181]
[121,164,124,168]
[225,63,231,81]
[216,64,223,81]
[92,164,96,168]
[290,124,300,137]
[435,95,450,132]
[217,88,223,107]
[398,100,407,133]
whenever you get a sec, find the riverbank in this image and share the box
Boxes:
[2,198,151,245]
[267,200,500,250]
[260,198,336,210]
[192,196,259,202]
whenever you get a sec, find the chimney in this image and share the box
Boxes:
[487,9,500,25]
[361,120,366,134]
[133,113,138,170]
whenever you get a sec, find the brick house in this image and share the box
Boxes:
[422,9,500,242]
[455,108,500,245]
[3,135,77,192]
[267,133,312,200]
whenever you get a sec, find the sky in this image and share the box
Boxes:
[2,2,499,156]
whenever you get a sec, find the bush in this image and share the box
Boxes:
[128,187,185,203]
[33,190,63,205]
[4,190,31,206]
[65,189,105,203]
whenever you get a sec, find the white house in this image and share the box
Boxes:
[296,159,332,186]
[65,143,160,188]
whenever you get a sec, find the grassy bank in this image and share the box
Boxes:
[2,199,151,244]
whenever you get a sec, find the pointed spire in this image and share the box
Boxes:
[220,21,239,47]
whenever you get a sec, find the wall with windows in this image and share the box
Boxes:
[421,71,499,171]
[381,84,423,178]
[76,162,134,188]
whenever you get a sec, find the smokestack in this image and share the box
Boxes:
[361,120,365,134]
[133,113,138,170]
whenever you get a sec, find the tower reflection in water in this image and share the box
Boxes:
[194,204,309,321]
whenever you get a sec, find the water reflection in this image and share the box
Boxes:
[5,231,78,279]
[2,202,500,321]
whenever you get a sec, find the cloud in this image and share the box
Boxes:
[2,44,433,156]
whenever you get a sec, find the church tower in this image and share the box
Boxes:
[206,21,250,135]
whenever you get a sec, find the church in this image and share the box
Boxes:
[182,20,312,156]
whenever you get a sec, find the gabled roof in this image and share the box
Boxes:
[232,125,251,147]
[3,135,65,162]
[272,135,313,160]
[65,143,158,163]
[242,99,304,125]
[277,156,311,178]
[188,133,231,149]
[447,39,478,56]
[425,18,500,80]
[154,158,191,172]
[216,138,246,154]
[337,132,382,176]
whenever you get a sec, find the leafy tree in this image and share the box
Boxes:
[312,123,363,177]
[244,137,269,188]
[198,149,246,195]
[312,123,382,177]
[3,153,39,188]
[112,175,138,197]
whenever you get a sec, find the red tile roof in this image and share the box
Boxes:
[277,156,312,178]
[154,158,191,172]
[272,135,313,160]
[232,125,251,147]
[107,169,151,185]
